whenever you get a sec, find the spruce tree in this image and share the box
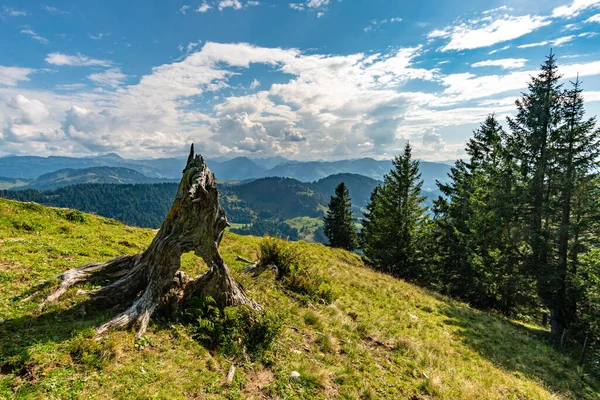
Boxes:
[507,51,565,335]
[361,142,427,278]
[553,77,600,333]
[323,182,357,251]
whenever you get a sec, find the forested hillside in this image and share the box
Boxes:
[0,175,390,242]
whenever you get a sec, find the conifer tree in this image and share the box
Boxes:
[323,182,357,250]
[507,52,565,335]
[553,77,600,333]
[361,142,427,278]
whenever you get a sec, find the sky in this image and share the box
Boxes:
[0,0,599,161]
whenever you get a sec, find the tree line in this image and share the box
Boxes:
[323,53,600,353]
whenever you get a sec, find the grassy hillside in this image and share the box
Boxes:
[0,198,597,399]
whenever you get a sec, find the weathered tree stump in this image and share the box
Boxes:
[40,144,259,338]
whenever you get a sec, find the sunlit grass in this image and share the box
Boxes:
[0,198,597,399]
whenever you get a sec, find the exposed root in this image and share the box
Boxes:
[184,264,262,311]
[40,255,135,310]
[95,286,159,339]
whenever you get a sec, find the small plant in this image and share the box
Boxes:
[134,335,153,351]
[63,210,87,223]
[184,296,284,361]
[258,236,305,278]
[257,236,336,304]
[69,331,117,368]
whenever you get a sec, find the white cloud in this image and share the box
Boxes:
[488,45,510,54]
[518,35,575,48]
[421,127,445,151]
[289,3,305,10]
[472,58,528,70]
[88,68,127,88]
[43,5,69,15]
[364,17,403,32]
[249,79,260,89]
[307,0,329,7]
[89,32,109,40]
[20,29,49,44]
[2,6,26,17]
[439,60,600,103]
[218,0,243,10]
[552,0,600,18]
[317,12,324,18]
[6,95,50,124]
[179,5,190,14]
[197,2,212,12]
[45,53,112,67]
[0,66,34,87]
[429,14,551,51]
[586,13,600,22]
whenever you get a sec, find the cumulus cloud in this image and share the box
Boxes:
[3,37,600,160]
[0,66,34,87]
[428,13,550,51]
[179,5,190,14]
[420,127,445,151]
[45,53,112,67]
[7,95,50,124]
[472,58,528,69]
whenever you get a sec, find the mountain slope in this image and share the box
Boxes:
[18,167,174,190]
[0,198,596,399]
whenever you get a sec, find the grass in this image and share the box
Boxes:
[0,198,598,399]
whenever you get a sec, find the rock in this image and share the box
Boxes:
[290,371,301,381]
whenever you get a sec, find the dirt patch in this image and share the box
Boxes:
[364,335,395,351]
[243,368,275,399]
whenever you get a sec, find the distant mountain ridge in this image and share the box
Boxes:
[0,154,451,189]
[18,167,176,191]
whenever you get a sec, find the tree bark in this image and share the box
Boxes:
[40,144,259,338]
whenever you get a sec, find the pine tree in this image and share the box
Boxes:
[361,142,427,278]
[507,51,565,335]
[323,182,357,251]
[553,77,600,333]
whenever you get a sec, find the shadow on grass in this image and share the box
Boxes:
[0,294,128,377]
[439,303,599,398]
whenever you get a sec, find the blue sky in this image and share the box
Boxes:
[0,0,599,161]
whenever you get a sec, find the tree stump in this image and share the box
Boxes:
[40,144,259,338]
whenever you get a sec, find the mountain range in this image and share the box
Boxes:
[0,153,451,190]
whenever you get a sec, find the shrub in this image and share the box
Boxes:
[257,236,336,304]
[258,236,305,278]
[63,210,87,223]
[185,296,283,361]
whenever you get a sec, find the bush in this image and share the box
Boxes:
[258,236,305,278]
[185,296,283,361]
[258,237,336,304]
[63,210,87,223]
